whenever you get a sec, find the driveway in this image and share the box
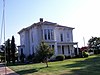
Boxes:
[0,63,19,75]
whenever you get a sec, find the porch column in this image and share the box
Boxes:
[54,42,58,55]
[76,43,79,55]
[61,45,63,54]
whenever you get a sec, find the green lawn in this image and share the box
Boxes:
[8,54,100,75]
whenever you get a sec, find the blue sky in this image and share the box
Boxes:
[0,0,100,47]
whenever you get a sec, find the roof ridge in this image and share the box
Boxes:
[18,20,74,34]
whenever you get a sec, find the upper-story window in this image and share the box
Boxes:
[44,29,54,40]
[67,33,70,38]
[51,30,54,40]
[67,32,70,42]
[48,29,50,40]
[60,33,63,41]
[31,31,33,42]
[21,34,24,45]
[32,45,34,54]
[44,29,47,40]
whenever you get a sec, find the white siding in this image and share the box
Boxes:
[18,21,77,57]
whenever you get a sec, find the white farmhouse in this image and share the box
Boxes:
[18,18,79,57]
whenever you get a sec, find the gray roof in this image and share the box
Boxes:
[18,21,74,34]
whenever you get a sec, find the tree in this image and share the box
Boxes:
[0,45,5,62]
[36,42,54,67]
[80,46,88,52]
[88,37,100,54]
[5,39,11,63]
[20,49,25,63]
[11,36,16,64]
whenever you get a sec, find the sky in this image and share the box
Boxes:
[0,0,100,47]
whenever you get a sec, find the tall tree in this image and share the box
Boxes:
[6,39,11,63]
[36,42,54,67]
[11,36,16,64]
[0,45,5,62]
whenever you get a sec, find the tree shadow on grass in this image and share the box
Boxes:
[15,66,48,75]
[61,55,100,75]
[15,68,38,75]
[8,63,49,75]
[7,63,29,66]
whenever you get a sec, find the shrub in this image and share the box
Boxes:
[20,53,25,63]
[26,54,33,62]
[0,56,5,62]
[56,55,65,61]
[82,52,89,57]
[32,55,42,63]
[49,55,56,62]
[64,55,71,59]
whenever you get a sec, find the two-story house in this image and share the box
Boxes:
[18,18,79,58]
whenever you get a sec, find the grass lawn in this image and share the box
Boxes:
[8,54,100,75]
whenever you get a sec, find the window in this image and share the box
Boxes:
[60,33,63,41]
[52,45,54,50]
[44,29,47,40]
[48,29,50,40]
[44,29,54,40]
[41,30,43,39]
[67,32,70,42]
[31,31,33,42]
[32,45,34,53]
[62,46,64,54]
[49,45,51,48]
[21,48,23,54]
[49,45,54,50]
[21,35,24,45]
[51,30,54,40]
[67,33,70,38]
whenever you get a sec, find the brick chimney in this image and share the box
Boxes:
[40,18,43,22]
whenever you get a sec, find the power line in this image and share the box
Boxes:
[83,37,85,46]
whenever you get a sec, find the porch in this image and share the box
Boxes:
[55,42,79,57]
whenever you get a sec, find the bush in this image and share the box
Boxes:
[26,54,33,62]
[64,55,71,59]
[82,52,89,57]
[0,56,5,62]
[20,53,25,63]
[49,55,56,62]
[56,55,65,61]
[32,55,42,63]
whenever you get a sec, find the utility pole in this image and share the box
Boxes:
[0,0,6,74]
[2,0,6,74]
[83,37,85,46]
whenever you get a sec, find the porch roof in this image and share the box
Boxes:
[57,42,78,45]
[17,45,25,48]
